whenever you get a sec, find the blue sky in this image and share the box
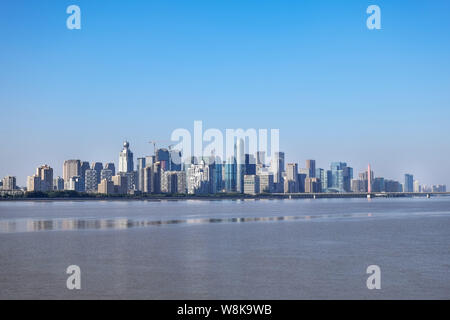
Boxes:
[1,0,449,186]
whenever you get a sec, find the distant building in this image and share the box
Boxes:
[112,175,128,194]
[175,171,187,193]
[98,179,115,195]
[143,166,153,193]
[306,160,316,178]
[330,162,352,192]
[413,180,421,193]
[351,179,364,193]
[118,141,134,173]
[85,169,98,192]
[91,162,103,185]
[100,169,113,182]
[53,176,64,191]
[305,177,321,193]
[161,171,179,194]
[27,175,41,192]
[244,175,260,195]
[36,165,53,191]
[104,163,116,176]
[284,163,299,193]
[63,160,81,189]
[404,174,414,192]
[236,139,245,193]
[258,171,274,193]
[136,157,146,191]
[224,157,236,192]
[67,176,84,192]
[187,161,210,194]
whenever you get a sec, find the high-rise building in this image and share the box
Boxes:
[404,174,414,192]
[80,161,90,191]
[330,162,352,192]
[85,169,98,192]
[91,162,103,185]
[224,157,236,192]
[143,166,153,193]
[27,175,41,192]
[53,176,64,191]
[118,141,134,173]
[256,151,266,166]
[156,148,170,171]
[136,157,146,191]
[285,163,299,193]
[245,154,256,175]
[152,162,162,193]
[244,175,260,195]
[36,165,53,191]
[98,179,115,195]
[413,180,421,193]
[258,171,274,193]
[270,152,285,185]
[236,139,245,193]
[67,176,84,192]
[100,169,113,182]
[169,150,182,171]
[187,160,210,194]
[306,160,316,178]
[63,160,81,189]
[104,163,116,176]
[175,171,187,193]
[305,177,321,193]
[161,171,179,194]
[112,175,128,194]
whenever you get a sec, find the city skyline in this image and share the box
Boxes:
[1,1,450,187]
[1,139,446,196]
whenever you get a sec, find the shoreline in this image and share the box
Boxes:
[1,192,449,202]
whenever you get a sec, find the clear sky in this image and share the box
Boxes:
[1,0,449,187]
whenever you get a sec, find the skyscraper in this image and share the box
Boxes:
[404,174,414,192]
[104,163,116,176]
[118,141,134,173]
[36,165,53,191]
[330,162,353,192]
[236,139,245,193]
[136,157,146,191]
[306,160,316,178]
[91,162,103,185]
[224,157,236,192]
[63,160,81,189]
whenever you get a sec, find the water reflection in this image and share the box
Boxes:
[0,213,376,234]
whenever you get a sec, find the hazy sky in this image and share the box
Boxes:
[1,0,449,186]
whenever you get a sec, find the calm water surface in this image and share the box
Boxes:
[0,197,449,299]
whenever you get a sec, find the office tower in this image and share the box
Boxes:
[256,151,266,166]
[214,156,223,192]
[306,160,316,178]
[112,175,128,194]
[270,152,285,185]
[100,169,113,182]
[330,162,352,192]
[169,150,182,171]
[119,141,134,173]
[91,162,103,185]
[199,155,217,194]
[175,171,187,193]
[372,177,385,192]
[367,164,372,193]
[104,163,116,176]
[119,171,138,191]
[244,175,260,195]
[245,154,256,175]
[236,139,245,193]
[156,148,170,171]
[27,175,41,192]
[404,174,414,192]
[161,171,178,194]
[53,176,64,191]
[187,160,210,194]
[413,180,421,193]
[152,162,162,193]
[98,179,115,195]
[298,168,310,178]
[136,157,146,191]
[143,166,153,193]
[385,180,402,192]
[145,156,155,168]
[224,157,236,192]
[63,160,81,188]
[297,173,307,192]
[305,177,321,193]
[258,171,274,193]
[79,161,90,191]
[85,169,98,192]
[432,185,446,192]
[68,176,84,192]
[285,163,299,193]
[36,165,53,191]
[351,179,364,193]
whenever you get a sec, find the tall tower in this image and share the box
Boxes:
[119,141,134,173]
[236,138,245,193]
[368,164,372,193]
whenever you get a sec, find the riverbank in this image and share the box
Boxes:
[1,191,449,201]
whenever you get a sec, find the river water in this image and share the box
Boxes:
[0,197,449,299]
